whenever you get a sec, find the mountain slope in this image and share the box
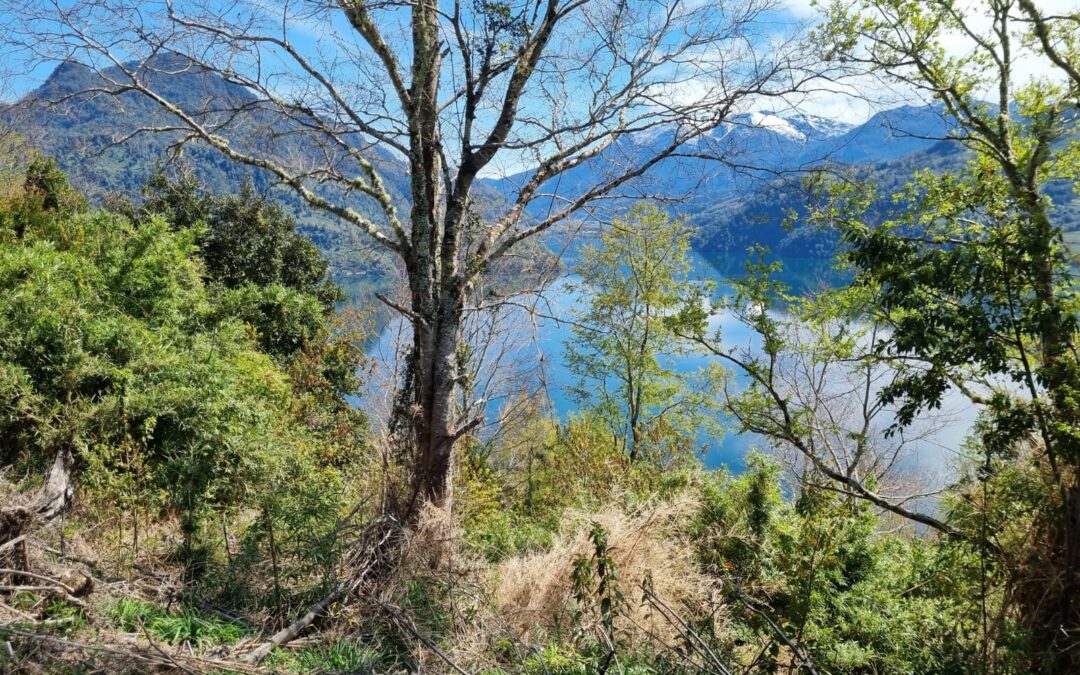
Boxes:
[479,104,963,256]
[4,55,409,287]
[483,102,1080,261]
[10,59,1075,271]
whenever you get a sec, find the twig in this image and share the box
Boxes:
[375,292,427,325]
[0,601,35,622]
[0,628,174,668]
[730,583,820,675]
[368,596,472,675]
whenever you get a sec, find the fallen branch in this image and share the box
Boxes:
[240,583,349,665]
[0,627,268,673]
[0,536,26,556]
[0,569,77,595]
[0,601,35,622]
[368,595,472,675]
[240,517,395,665]
[0,569,88,609]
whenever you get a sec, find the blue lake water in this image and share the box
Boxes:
[509,252,846,472]
[350,251,971,479]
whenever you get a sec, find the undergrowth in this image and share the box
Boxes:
[103,597,249,648]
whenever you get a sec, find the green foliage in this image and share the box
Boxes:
[690,458,983,674]
[565,202,720,464]
[0,156,86,241]
[522,645,589,675]
[112,171,349,362]
[803,8,1080,662]
[402,576,452,638]
[141,172,343,306]
[570,522,624,644]
[457,401,688,564]
[0,162,370,609]
[0,201,283,536]
[211,283,329,361]
[285,639,386,673]
[457,445,555,562]
[103,597,248,648]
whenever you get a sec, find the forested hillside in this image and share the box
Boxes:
[3,55,407,290]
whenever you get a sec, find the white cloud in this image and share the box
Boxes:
[781,0,822,20]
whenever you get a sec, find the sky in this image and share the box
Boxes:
[1,0,1076,153]
[2,0,820,105]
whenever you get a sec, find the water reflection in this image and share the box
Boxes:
[350,253,976,491]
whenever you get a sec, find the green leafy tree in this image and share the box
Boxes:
[0,163,368,596]
[564,203,719,464]
[135,169,345,305]
[809,1,1080,669]
[111,170,350,362]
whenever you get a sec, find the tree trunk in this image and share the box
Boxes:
[1016,185,1080,673]
[406,302,463,510]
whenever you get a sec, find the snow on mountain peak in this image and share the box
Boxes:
[746,111,807,141]
[625,110,856,149]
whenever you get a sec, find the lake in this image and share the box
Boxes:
[351,250,974,481]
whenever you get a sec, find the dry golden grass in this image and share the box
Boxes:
[444,490,725,669]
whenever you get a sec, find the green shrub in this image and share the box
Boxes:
[0,162,370,604]
[291,640,386,674]
[522,645,588,675]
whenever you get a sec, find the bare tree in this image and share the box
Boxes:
[740,318,960,521]
[0,0,823,514]
[678,292,969,540]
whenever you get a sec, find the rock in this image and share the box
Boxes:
[59,569,94,597]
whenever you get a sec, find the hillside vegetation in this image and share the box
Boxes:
[0,154,1069,673]
[0,0,1079,672]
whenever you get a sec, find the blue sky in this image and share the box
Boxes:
[0,0,822,106]
[2,0,1074,144]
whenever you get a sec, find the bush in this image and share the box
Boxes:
[0,162,371,607]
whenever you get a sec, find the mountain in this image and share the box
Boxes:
[816,104,954,164]
[689,138,970,261]
[8,58,1075,273]
[482,102,1080,261]
[480,109,858,214]
[481,104,953,206]
[3,55,410,289]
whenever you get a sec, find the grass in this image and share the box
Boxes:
[267,639,387,674]
[103,597,249,649]
[523,645,589,675]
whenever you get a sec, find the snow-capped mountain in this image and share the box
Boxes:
[10,56,969,265]
[481,103,953,219]
[717,110,854,144]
